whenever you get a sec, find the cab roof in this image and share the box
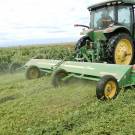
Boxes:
[87,0,135,10]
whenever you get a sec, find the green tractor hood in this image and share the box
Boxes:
[80,25,131,41]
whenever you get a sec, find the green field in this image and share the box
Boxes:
[1,44,135,135]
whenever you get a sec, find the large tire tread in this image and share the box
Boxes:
[51,68,68,87]
[106,33,134,65]
[25,65,40,79]
[75,35,90,51]
[96,75,118,100]
[9,63,21,74]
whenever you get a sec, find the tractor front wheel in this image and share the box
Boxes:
[9,63,21,74]
[96,75,118,100]
[51,68,68,87]
[106,33,134,65]
[25,65,40,79]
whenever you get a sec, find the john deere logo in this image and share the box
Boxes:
[100,71,117,76]
[97,32,103,40]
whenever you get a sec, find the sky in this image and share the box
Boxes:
[0,0,103,47]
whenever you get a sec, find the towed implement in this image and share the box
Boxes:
[9,44,135,100]
[9,0,135,100]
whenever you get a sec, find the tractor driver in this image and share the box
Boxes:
[96,11,112,29]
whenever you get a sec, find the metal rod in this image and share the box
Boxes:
[74,75,100,81]
[40,69,52,73]
[125,52,131,56]
[61,74,75,81]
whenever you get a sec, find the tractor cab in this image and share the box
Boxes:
[75,0,135,65]
[90,4,134,35]
[88,0,135,37]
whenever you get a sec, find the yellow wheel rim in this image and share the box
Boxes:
[105,81,116,99]
[56,73,66,86]
[12,65,20,73]
[115,39,132,65]
[29,68,38,79]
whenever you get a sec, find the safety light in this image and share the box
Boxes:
[112,2,116,4]
[107,3,111,5]
[132,66,135,70]
[67,45,71,50]
[103,19,111,22]
[118,1,121,4]
[106,28,112,32]
[74,24,81,27]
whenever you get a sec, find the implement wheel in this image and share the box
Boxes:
[51,68,68,87]
[9,63,21,74]
[75,35,90,51]
[25,65,40,79]
[106,33,134,65]
[96,75,118,100]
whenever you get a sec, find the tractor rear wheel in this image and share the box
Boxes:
[9,63,21,74]
[106,33,134,65]
[96,75,118,100]
[25,65,40,79]
[51,68,68,87]
[75,35,90,51]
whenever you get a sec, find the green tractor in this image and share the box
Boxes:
[74,0,135,65]
[9,0,135,100]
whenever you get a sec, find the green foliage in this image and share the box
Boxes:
[0,44,75,71]
[1,44,135,135]
[1,73,135,135]
[22,48,30,56]
[0,49,12,71]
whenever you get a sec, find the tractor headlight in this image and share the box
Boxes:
[112,2,116,5]
[117,1,121,4]
[107,3,111,5]
[107,1,122,5]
